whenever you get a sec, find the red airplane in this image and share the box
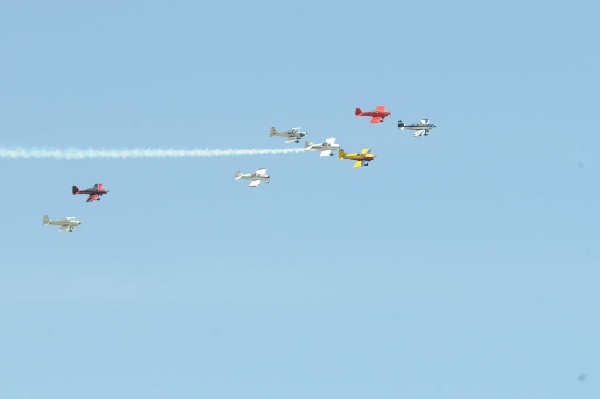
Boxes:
[72,183,109,202]
[355,105,391,123]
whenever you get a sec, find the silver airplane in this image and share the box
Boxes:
[43,215,82,232]
[270,127,307,143]
[398,119,436,137]
[304,138,340,157]
[235,168,270,187]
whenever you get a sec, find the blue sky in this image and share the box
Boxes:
[0,1,598,398]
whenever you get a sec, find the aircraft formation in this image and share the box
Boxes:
[236,105,436,186]
[44,106,435,231]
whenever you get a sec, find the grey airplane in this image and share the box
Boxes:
[398,119,436,137]
[43,215,82,232]
[270,127,307,143]
[235,168,270,187]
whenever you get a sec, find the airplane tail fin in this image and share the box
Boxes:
[270,127,277,137]
[355,108,362,116]
[72,186,79,195]
[43,215,50,225]
[234,170,242,180]
[398,120,405,130]
[339,149,346,159]
[304,140,313,149]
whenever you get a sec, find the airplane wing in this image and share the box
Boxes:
[325,138,336,145]
[249,180,261,187]
[375,106,385,112]
[65,217,76,220]
[360,148,371,155]
[86,194,99,202]
[353,161,362,168]
[420,119,429,124]
[370,116,382,123]
[58,225,70,232]
[414,130,427,137]
[95,184,103,190]
[255,168,267,176]
[319,150,333,157]
[285,137,297,143]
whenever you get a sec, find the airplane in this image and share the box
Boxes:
[339,148,376,167]
[72,183,109,202]
[355,105,391,123]
[304,138,340,157]
[43,215,82,232]
[398,119,436,136]
[270,127,307,143]
[235,168,270,187]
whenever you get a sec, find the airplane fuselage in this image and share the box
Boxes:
[239,174,270,181]
[402,124,436,131]
[342,154,376,162]
[307,143,340,151]
[44,218,82,232]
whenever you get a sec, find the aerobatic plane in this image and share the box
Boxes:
[355,105,391,123]
[43,215,82,232]
[72,183,109,202]
[270,127,307,143]
[304,138,340,157]
[398,119,436,136]
[235,168,270,187]
[339,148,377,167]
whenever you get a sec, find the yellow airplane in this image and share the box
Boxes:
[338,148,376,167]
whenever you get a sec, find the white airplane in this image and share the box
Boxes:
[398,119,436,136]
[43,215,82,232]
[270,127,307,143]
[235,168,270,187]
[304,138,340,157]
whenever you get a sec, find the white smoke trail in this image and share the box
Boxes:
[0,147,305,160]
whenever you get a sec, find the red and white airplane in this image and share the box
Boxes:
[355,105,391,123]
[72,183,109,202]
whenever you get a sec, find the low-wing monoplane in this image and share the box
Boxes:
[339,148,377,167]
[72,183,109,202]
[270,127,307,143]
[235,168,270,187]
[43,215,82,232]
[398,119,436,136]
[304,138,340,157]
[355,105,391,123]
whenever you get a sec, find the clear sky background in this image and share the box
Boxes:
[0,1,598,398]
